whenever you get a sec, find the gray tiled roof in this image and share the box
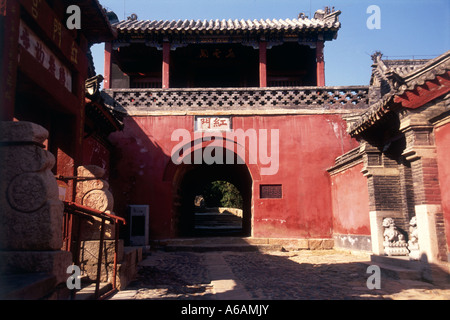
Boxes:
[113,10,341,34]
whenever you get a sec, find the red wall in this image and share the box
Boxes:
[108,114,358,239]
[82,136,111,178]
[435,122,450,250]
[330,162,371,235]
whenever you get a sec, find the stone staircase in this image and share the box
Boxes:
[77,241,144,298]
[194,211,242,236]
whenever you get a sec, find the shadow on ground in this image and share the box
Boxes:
[122,246,450,300]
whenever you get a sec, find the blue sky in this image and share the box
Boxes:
[91,0,449,86]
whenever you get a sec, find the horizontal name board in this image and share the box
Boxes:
[195,116,232,132]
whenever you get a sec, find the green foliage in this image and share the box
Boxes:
[201,181,243,209]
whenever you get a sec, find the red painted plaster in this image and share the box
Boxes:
[82,136,111,178]
[435,122,450,250]
[330,162,371,236]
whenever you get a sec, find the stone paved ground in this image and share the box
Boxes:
[109,249,450,300]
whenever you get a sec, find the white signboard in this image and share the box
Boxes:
[195,116,232,132]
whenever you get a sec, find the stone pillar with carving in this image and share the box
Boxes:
[408,216,420,260]
[0,121,72,297]
[75,165,122,283]
[76,165,115,240]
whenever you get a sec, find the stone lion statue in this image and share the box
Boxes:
[383,217,406,245]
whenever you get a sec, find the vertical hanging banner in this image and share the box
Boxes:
[18,20,72,92]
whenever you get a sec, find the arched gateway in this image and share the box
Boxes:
[163,136,261,237]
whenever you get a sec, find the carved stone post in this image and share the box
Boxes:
[408,216,420,260]
[0,121,72,287]
[76,165,121,283]
[76,165,115,240]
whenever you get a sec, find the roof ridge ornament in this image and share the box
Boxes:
[370,51,405,90]
[127,13,137,21]
[314,6,340,23]
[371,51,383,63]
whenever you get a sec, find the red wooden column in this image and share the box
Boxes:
[162,42,170,89]
[259,41,267,88]
[316,41,325,86]
[103,42,112,89]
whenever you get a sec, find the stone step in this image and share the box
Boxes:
[162,243,282,253]
[361,261,420,281]
[194,214,242,227]
[150,237,334,252]
[195,216,241,224]
[74,282,113,300]
[152,237,273,252]
[0,273,58,300]
[368,255,450,285]
[194,226,242,230]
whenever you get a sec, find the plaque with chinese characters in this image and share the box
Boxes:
[18,20,72,92]
[195,116,232,132]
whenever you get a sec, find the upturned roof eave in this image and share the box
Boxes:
[348,51,450,136]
